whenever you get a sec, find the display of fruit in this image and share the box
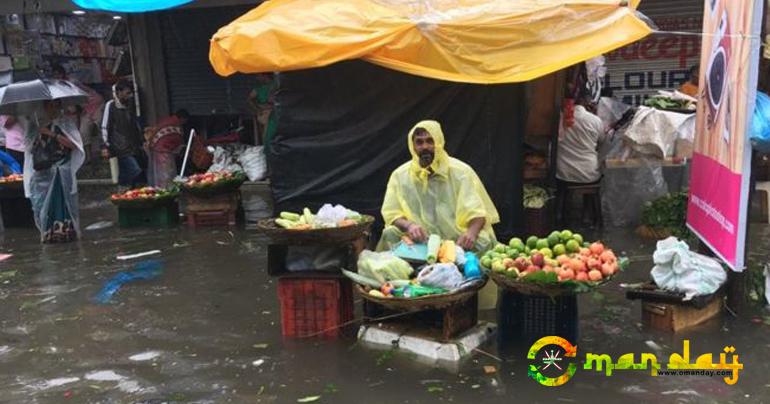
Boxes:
[110,186,178,201]
[275,207,364,230]
[183,171,242,188]
[0,174,22,183]
[480,230,622,284]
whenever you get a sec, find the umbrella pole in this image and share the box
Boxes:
[178,129,195,179]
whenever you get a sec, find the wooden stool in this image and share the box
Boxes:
[560,183,602,227]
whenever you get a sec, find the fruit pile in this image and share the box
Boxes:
[183,171,241,188]
[111,186,177,202]
[481,230,621,283]
[0,174,23,183]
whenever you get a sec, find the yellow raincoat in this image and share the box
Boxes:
[377,120,499,252]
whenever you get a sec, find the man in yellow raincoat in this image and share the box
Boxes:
[377,120,499,253]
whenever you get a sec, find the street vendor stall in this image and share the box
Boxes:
[600,93,697,227]
[211,0,654,348]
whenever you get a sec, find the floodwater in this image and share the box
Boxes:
[0,200,769,403]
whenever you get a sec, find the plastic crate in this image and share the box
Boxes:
[277,275,354,338]
[118,204,179,228]
[497,291,578,345]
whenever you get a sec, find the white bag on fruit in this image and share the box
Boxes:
[650,237,726,300]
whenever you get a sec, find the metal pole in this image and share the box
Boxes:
[178,128,195,179]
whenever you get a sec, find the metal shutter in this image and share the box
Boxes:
[604,0,705,105]
[160,6,255,115]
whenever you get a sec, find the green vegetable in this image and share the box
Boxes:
[280,211,301,221]
[426,234,441,264]
[275,219,296,229]
[341,269,383,288]
[302,208,314,226]
[641,191,694,242]
[523,185,551,209]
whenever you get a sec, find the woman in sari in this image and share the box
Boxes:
[23,101,84,243]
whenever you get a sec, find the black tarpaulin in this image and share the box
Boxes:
[269,60,525,240]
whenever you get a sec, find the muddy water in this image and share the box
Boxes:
[0,206,768,403]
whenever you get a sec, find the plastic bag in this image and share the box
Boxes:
[650,237,727,300]
[208,146,242,173]
[602,157,668,227]
[238,145,267,181]
[417,263,464,290]
[750,91,770,153]
[357,250,413,285]
[315,203,349,228]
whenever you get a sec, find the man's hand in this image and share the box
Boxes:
[406,222,428,243]
[457,217,486,250]
[457,231,477,250]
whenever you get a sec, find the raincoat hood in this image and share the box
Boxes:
[407,120,450,182]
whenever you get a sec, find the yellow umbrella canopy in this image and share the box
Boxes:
[210,0,651,84]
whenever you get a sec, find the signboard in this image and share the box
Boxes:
[686,0,763,270]
[604,0,704,105]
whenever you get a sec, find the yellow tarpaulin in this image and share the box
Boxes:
[210,0,651,84]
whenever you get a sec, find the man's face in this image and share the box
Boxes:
[118,88,133,103]
[413,131,435,168]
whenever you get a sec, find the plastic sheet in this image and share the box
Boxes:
[602,157,668,227]
[269,60,526,240]
[750,91,770,152]
[650,237,726,300]
[93,260,163,304]
[210,0,651,84]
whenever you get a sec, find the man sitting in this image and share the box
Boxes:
[377,120,499,252]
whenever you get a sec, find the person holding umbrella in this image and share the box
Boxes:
[23,100,84,243]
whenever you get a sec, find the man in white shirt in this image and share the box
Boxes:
[556,95,607,225]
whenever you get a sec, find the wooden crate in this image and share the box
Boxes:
[183,191,240,227]
[641,298,722,332]
[184,191,240,213]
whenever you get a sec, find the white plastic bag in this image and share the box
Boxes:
[315,204,349,228]
[417,263,464,290]
[650,237,727,300]
[238,145,267,181]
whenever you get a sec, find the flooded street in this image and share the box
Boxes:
[0,200,769,404]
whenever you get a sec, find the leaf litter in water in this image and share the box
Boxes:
[297,395,321,403]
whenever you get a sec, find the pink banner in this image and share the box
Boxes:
[687,0,763,270]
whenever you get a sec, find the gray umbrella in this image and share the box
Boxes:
[0,70,89,115]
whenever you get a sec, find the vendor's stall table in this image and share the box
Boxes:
[183,190,241,227]
[361,293,479,342]
[626,282,724,332]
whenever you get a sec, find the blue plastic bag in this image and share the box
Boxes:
[750,91,770,152]
[93,260,163,304]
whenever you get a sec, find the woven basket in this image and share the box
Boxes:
[256,215,374,245]
[180,174,246,197]
[355,277,488,312]
[489,270,614,298]
[635,225,672,240]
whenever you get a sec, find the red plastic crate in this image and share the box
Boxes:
[277,276,354,338]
